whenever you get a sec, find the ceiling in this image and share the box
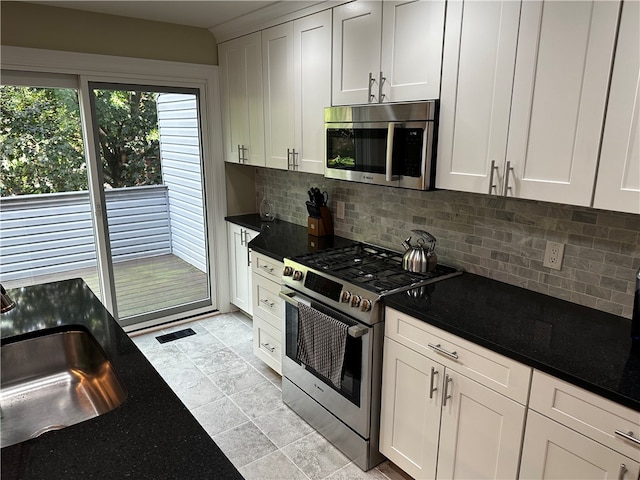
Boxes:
[25,1,299,30]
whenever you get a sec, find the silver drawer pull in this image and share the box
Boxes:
[618,463,627,480]
[615,430,640,446]
[260,299,275,308]
[427,343,459,360]
[260,342,276,353]
[261,265,275,273]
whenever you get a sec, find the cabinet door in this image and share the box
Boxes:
[593,1,640,214]
[293,10,331,175]
[218,32,265,166]
[332,1,382,105]
[506,0,619,206]
[436,0,520,194]
[380,338,441,480]
[263,22,294,171]
[227,223,255,315]
[380,0,445,102]
[520,410,640,480]
[437,370,526,479]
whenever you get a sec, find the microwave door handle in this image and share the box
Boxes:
[386,123,399,182]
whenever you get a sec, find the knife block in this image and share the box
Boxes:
[308,206,333,237]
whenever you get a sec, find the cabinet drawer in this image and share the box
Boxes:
[253,316,281,374]
[252,273,283,330]
[252,252,283,282]
[529,370,640,460]
[385,307,531,404]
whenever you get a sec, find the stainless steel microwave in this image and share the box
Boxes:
[324,101,438,190]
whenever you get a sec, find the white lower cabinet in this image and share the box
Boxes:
[520,411,639,480]
[227,222,259,315]
[380,307,530,479]
[251,251,284,374]
[519,371,640,480]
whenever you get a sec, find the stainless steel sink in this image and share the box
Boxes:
[1,326,127,447]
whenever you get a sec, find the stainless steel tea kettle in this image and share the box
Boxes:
[402,230,437,273]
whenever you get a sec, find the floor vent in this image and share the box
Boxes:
[155,328,196,344]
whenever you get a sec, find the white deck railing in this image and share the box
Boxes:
[0,186,173,282]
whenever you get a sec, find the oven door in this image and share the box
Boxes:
[279,287,373,438]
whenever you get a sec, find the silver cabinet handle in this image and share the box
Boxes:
[260,298,275,308]
[260,342,276,353]
[237,144,247,164]
[443,374,453,407]
[293,149,299,170]
[240,229,245,246]
[488,160,499,194]
[261,265,275,273]
[378,71,386,103]
[427,343,459,360]
[287,148,293,169]
[368,72,376,103]
[503,160,514,196]
[618,463,627,480]
[429,366,438,399]
[615,430,640,446]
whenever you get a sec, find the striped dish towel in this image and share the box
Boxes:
[296,303,348,389]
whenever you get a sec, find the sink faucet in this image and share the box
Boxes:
[1,284,16,313]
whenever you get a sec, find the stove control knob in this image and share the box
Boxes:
[283,266,294,277]
[293,270,304,281]
[360,298,372,312]
[340,290,351,303]
[350,295,361,308]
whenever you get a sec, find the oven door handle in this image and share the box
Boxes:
[279,288,368,338]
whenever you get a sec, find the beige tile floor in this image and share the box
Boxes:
[131,312,410,480]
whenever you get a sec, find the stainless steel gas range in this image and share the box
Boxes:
[279,243,462,470]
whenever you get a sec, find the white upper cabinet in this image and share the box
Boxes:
[218,32,265,166]
[436,0,520,194]
[293,11,332,175]
[506,0,619,206]
[262,10,331,174]
[262,23,295,171]
[593,1,640,214]
[437,0,621,209]
[332,0,445,105]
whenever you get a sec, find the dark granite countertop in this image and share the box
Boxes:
[228,213,639,412]
[385,274,640,412]
[226,213,354,261]
[1,279,242,480]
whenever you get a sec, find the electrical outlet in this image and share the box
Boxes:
[543,241,565,270]
[337,201,345,220]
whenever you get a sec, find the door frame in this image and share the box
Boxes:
[1,45,232,331]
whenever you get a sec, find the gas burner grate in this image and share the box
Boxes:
[290,242,462,295]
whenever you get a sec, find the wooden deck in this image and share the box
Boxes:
[3,254,209,319]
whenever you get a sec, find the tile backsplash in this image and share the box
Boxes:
[255,168,640,319]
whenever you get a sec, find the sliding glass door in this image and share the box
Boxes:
[1,72,214,328]
[88,83,211,326]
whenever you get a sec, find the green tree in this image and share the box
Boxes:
[93,89,161,188]
[0,86,162,196]
[0,86,87,195]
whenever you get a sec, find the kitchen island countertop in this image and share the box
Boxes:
[0,279,243,480]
